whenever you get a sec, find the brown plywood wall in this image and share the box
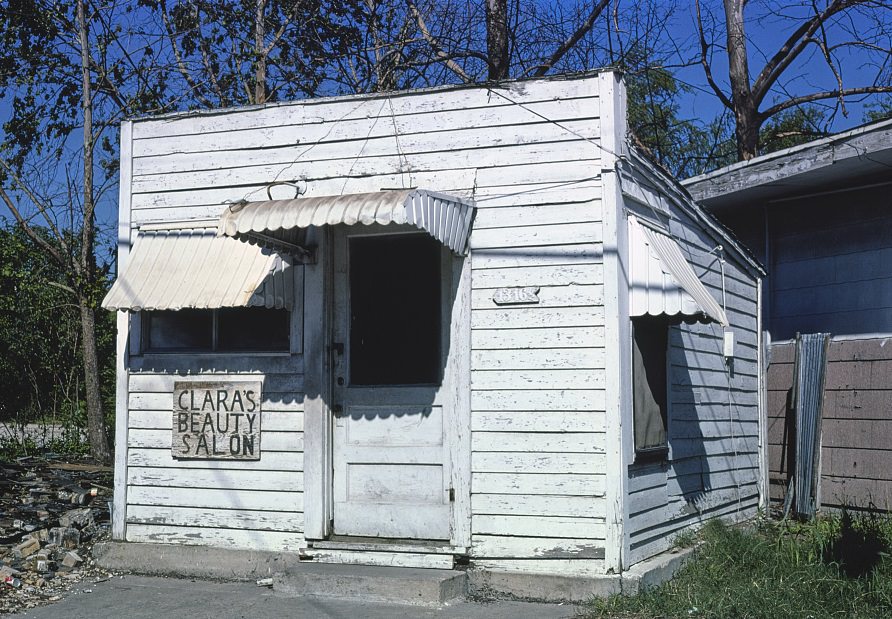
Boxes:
[767,338,892,511]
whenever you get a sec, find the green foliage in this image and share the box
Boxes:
[758,106,830,155]
[587,515,892,619]
[0,224,112,452]
[865,97,892,123]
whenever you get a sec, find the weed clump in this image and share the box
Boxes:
[587,514,892,619]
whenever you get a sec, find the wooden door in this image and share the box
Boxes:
[331,227,452,540]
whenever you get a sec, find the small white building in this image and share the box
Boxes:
[103,71,765,577]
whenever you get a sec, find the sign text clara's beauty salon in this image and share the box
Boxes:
[172,381,261,460]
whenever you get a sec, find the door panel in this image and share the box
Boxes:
[331,227,452,540]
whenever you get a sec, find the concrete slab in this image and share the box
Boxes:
[13,575,581,619]
[273,562,467,606]
[93,540,695,606]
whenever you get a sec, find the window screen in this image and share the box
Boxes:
[349,234,441,385]
[144,308,289,353]
[632,317,669,459]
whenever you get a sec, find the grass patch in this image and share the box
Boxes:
[587,515,892,619]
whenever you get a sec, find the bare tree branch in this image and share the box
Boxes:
[531,0,609,77]
[406,0,472,82]
[760,85,892,119]
[696,0,733,110]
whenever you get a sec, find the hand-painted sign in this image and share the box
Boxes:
[172,381,261,460]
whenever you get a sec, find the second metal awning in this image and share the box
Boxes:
[102,227,293,312]
[628,215,728,326]
[217,189,476,257]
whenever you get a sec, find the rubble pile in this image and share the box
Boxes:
[0,457,115,614]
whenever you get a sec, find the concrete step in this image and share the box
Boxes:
[273,562,467,606]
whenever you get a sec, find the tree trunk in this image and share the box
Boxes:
[77,0,111,463]
[485,0,509,80]
[723,0,759,160]
[79,299,111,463]
[254,0,267,103]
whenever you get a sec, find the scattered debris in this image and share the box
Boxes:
[0,456,115,614]
[256,577,273,587]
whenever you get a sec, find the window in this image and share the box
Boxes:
[144,308,290,353]
[349,234,441,385]
[632,317,670,461]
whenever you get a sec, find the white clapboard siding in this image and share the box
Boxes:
[472,452,605,475]
[471,306,604,330]
[128,448,303,471]
[471,410,605,433]
[472,515,606,539]
[471,389,605,412]
[473,201,601,229]
[129,392,304,413]
[472,432,604,453]
[127,485,304,512]
[473,326,605,350]
[472,494,606,518]
[471,347,604,371]
[127,466,303,492]
[471,369,604,390]
[471,535,604,559]
[473,472,605,496]
[472,264,603,289]
[624,182,761,562]
[128,373,299,393]
[471,558,606,577]
[127,505,303,532]
[125,524,305,552]
[472,284,603,310]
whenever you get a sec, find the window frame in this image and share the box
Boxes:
[138,307,296,356]
[631,316,672,464]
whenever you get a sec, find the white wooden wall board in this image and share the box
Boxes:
[470,558,606,576]
[471,369,605,390]
[130,356,303,374]
[133,144,598,194]
[128,447,302,471]
[472,515,605,539]
[127,466,303,492]
[670,364,759,387]
[472,431,604,453]
[669,454,758,477]
[472,472,605,495]
[471,306,603,331]
[472,452,606,474]
[473,326,605,350]
[129,392,303,413]
[129,170,476,212]
[133,120,600,175]
[128,428,302,452]
[472,284,603,311]
[669,348,758,371]
[471,410,604,433]
[132,83,600,140]
[309,550,453,569]
[472,180,601,208]
[113,119,134,541]
[471,348,605,371]
[473,201,601,230]
[630,494,759,541]
[125,524,305,552]
[472,494,606,518]
[627,466,667,494]
[471,389,605,412]
[133,156,597,197]
[127,485,304,512]
[472,535,605,559]
[129,410,303,432]
[667,437,758,458]
[127,505,302,532]
[469,222,601,250]
[627,490,669,516]
[471,264,602,289]
[666,471,759,498]
[129,372,298,393]
[669,418,759,440]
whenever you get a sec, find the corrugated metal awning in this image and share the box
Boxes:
[218,189,476,255]
[102,227,293,312]
[628,215,728,326]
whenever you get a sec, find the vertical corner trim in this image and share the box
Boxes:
[599,71,632,574]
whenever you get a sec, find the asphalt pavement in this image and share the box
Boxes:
[9,574,584,619]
